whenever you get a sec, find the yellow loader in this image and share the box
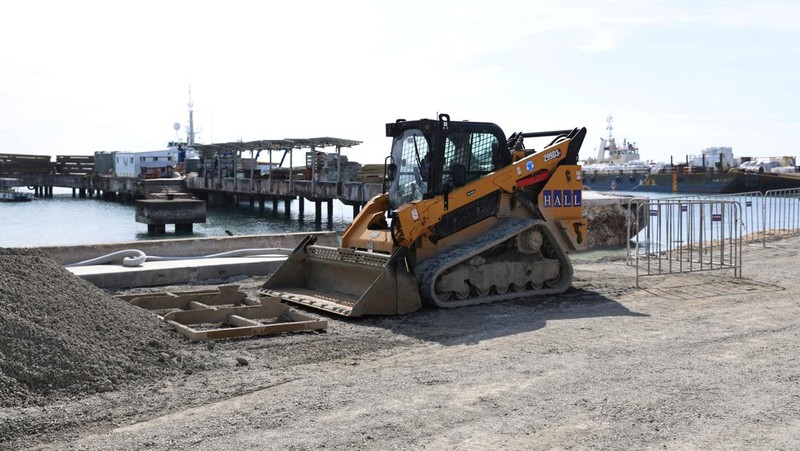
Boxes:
[262,114,587,316]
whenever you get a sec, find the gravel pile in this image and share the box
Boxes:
[584,202,635,247]
[0,248,185,407]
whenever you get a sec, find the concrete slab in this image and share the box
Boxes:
[40,231,339,266]
[68,255,288,289]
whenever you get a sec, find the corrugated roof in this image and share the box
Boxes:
[192,137,361,155]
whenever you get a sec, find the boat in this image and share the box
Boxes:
[0,187,33,202]
[581,117,800,194]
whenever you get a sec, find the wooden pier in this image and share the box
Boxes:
[1,153,113,199]
[185,137,377,222]
[1,156,385,223]
[1,144,387,225]
[185,176,384,222]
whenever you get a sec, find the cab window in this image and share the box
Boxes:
[442,131,499,186]
[388,129,429,208]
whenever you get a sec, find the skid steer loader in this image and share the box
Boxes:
[262,114,588,316]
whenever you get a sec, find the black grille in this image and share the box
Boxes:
[430,192,500,242]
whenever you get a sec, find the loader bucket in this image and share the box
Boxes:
[261,235,421,317]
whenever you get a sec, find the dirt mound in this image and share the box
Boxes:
[0,248,185,408]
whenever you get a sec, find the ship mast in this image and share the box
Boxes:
[596,115,614,161]
[187,87,195,146]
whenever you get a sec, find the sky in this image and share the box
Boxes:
[1,0,798,165]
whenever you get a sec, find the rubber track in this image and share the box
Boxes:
[415,218,573,308]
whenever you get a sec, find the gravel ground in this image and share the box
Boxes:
[2,237,799,450]
[0,249,186,410]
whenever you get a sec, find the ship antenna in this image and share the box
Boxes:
[188,87,195,146]
[606,115,614,140]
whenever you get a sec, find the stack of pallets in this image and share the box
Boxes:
[116,285,327,342]
[56,155,95,175]
[0,153,52,175]
[355,164,385,184]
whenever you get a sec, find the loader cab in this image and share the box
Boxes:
[386,115,510,209]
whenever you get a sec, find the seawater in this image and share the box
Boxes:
[0,188,353,248]
[0,190,710,249]
[6,189,790,249]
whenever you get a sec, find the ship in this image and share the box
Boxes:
[581,116,800,194]
[0,187,33,202]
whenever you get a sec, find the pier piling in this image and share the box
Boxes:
[136,199,207,236]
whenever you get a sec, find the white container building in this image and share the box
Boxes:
[112,149,177,178]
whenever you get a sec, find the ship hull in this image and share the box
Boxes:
[582,171,800,194]
[728,172,800,193]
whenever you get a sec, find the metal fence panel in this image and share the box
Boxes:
[622,189,800,287]
[630,199,742,287]
[705,192,763,244]
[763,188,800,241]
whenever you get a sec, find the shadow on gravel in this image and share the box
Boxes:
[743,242,799,260]
[638,277,784,301]
[352,287,648,346]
